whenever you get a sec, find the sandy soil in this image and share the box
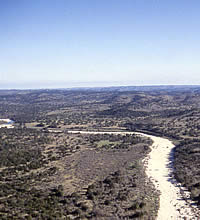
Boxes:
[68,130,200,219]
[136,133,200,219]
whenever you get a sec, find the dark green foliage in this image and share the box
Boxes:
[1,88,200,217]
[174,139,200,203]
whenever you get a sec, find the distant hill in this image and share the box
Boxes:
[65,85,200,92]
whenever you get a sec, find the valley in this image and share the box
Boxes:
[0,86,200,219]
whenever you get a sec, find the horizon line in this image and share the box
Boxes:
[1,84,200,90]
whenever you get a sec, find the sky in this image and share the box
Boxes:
[0,0,200,89]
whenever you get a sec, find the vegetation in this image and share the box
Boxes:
[1,86,200,218]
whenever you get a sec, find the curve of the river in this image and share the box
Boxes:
[68,130,199,219]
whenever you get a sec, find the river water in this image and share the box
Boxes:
[0,119,14,128]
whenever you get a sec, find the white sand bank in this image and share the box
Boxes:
[136,133,199,219]
[68,130,199,219]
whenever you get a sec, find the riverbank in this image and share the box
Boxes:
[137,132,199,219]
[0,119,14,128]
[68,130,199,219]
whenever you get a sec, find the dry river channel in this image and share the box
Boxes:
[68,130,200,219]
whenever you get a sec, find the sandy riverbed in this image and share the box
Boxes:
[136,132,199,219]
[68,130,199,219]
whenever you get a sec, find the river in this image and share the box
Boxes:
[0,119,14,128]
[68,130,199,219]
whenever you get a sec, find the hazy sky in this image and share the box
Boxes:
[1,0,200,88]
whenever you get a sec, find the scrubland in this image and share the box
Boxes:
[0,86,200,218]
